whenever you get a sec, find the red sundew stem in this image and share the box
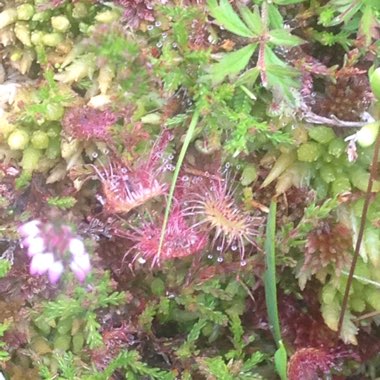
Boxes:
[337,128,380,336]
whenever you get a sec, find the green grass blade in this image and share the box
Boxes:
[263,200,287,380]
[155,110,200,266]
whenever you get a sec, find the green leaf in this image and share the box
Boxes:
[209,44,257,83]
[359,5,378,47]
[157,111,200,264]
[263,201,281,343]
[207,0,255,37]
[269,29,305,46]
[238,5,263,35]
[264,201,287,379]
[268,3,284,29]
[274,342,288,380]
[47,196,77,209]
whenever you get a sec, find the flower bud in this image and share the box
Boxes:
[7,129,29,150]
[31,131,50,149]
[17,4,34,21]
[31,30,44,45]
[356,121,380,148]
[0,8,17,30]
[21,146,42,172]
[42,32,63,47]
[95,10,120,24]
[51,15,70,33]
[72,2,88,19]
[45,103,64,121]
[370,67,380,100]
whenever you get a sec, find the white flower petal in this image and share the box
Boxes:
[18,220,40,238]
[48,261,64,284]
[68,238,85,256]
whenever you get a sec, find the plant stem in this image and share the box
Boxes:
[337,129,380,335]
[154,110,200,267]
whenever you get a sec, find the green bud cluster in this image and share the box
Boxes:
[273,125,380,197]
[0,1,104,75]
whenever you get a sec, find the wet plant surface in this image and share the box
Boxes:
[0,0,380,379]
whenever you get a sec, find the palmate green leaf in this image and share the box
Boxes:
[238,5,263,35]
[359,5,379,47]
[209,44,257,83]
[264,47,300,103]
[207,0,254,37]
[269,29,304,46]
[268,3,284,29]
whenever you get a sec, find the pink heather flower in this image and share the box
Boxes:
[19,219,91,285]
[30,252,55,275]
[26,237,46,257]
[69,238,85,256]
[18,220,41,238]
[48,261,64,285]
[70,253,91,282]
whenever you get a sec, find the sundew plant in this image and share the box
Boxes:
[0,0,380,379]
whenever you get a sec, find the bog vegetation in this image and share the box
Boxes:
[0,0,380,379]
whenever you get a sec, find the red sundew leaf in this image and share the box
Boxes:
[62,106,117,141]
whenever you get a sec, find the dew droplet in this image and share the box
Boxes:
[147,25,154,31]
[156,41,163,48]
[240,260,247,267]
[236,164,241,170]
[162,32,167,39]
[137,257,146,264]
[225,162,231,169]
[121,168,128,174]
[147,4,153,10]
[217,256,224,263]
[168,154,174,160]
[168,134,174,141]
[172,42,177,48]
[103,148,109,155]
[155,21,161,27]
[231,245,237,251]
[207,254,213,259]
[92,152,98,158]
[182,175,189,181]
[216,246,222,251]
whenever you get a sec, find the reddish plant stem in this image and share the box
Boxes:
[337,129,380,336]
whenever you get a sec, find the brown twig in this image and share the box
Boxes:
[302,110,369,128]
[337,126,380,336]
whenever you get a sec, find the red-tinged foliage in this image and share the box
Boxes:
[185,174,262,259]
[115,0,154,29]
[90,322,135,371]
[62,106,117,141]
[124,205,207,265]
[302,221,352,280]
[249,287,380,378]
[92,132,172,214]
[288,347,350,380]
